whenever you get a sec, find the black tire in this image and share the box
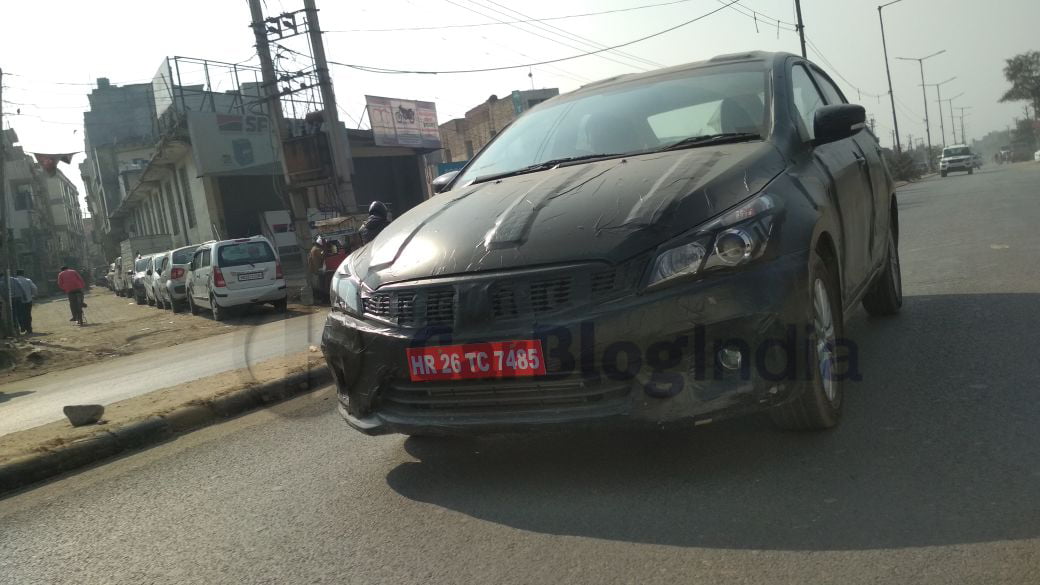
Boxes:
[210,294,226,322]
[170,299,180,314]
[863,228,903,316]
[188,292,200,316]
[136,293,146,306]
[968,167,974,175]
[273,298,288,313]
[769,250,843,431]
[940,171,947,177]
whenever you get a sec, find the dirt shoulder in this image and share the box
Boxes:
[0,289,319,386]
[0,350,327,464]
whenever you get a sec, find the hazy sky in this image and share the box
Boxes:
[3,0,1038,212]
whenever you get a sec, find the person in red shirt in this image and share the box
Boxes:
[57,266,87,325]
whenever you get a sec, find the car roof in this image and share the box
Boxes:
[562,50,790,98]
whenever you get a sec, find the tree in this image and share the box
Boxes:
[1000,51,1040,119]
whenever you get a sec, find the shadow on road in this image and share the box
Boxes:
[385,293,1040,551]
[0,390,34,404]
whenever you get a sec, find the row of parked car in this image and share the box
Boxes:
[106,235,288,321]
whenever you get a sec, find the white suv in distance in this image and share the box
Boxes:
[939,144,975,177]
[154,245,198,312]
[186,236,287,321]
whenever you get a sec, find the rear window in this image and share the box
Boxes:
[135,258,151,271]
[217,241,276,267]
[172,247,196,264]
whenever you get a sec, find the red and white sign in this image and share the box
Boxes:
[406,340,547,382]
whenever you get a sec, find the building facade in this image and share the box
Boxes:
[2,128,86,291]
[437,88,559,163]
[82,57,439,265]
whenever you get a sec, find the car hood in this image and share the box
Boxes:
[356,141,786,288]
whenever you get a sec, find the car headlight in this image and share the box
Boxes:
[329,265,362,316]
[645,193,779,290]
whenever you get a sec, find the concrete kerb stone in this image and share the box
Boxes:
[0,366,333,495]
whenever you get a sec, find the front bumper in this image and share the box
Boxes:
[322,252,813,435]
[941,160,971,171]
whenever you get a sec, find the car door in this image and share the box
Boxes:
[790,63,875,296]
[190,249,209,307]
[811,66,887,267]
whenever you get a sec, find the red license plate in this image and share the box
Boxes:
[406,340,547,382]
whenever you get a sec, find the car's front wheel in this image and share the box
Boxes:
[863,228,903,316]
[188,291,200,315]
[770,250,843,431]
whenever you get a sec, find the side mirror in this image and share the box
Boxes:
[432,170,460,194]
[813,104,866,146]
[146,269,153,276]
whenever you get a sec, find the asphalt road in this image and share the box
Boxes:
[3,163,1040,584]
[0,310,326,435]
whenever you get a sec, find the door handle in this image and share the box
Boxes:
[853,152,867,166]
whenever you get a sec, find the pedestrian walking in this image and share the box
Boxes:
[13,269,37,334]
[57,266,87,325]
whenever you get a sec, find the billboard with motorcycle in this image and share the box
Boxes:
[365,95,442,149]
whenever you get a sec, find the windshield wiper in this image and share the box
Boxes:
[658,132,761,152]
[472,153,620,184]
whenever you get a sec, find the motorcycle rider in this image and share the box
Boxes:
[360,201,390,244]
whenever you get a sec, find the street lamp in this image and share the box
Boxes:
[923,77,956,146]
[878,0,906,151]
[896,49,944,171]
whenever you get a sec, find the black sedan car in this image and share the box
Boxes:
[323,51,902,436]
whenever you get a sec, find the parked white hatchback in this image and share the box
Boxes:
[186,236,287,321]
[154,245,199,312]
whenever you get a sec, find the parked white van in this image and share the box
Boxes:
[186,236,287,320]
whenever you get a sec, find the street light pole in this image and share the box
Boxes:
[942,92,964,143]
[878,0,906,152]
[897,50,945,171]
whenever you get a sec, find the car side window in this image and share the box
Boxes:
[811,68,847,106]
[202,249,211,267]
[791,64,826,140]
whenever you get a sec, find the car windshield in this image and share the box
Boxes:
[217,242,276,267]
[944,147,971,157]
[172,248,196,264]
[455,63,768,185]
[134,258,151,271]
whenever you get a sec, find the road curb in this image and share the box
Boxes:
[0,366,333,495]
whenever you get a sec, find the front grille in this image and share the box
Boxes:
[529,276,572,314]
[363,288,452,326]
[381,378,631,415]
[425,288,455,325]
[367,259,646,327]
[363,293,391,318]
[590,268,617,296]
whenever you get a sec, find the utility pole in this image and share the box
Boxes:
[937,91,963,144]
[924,77,956,146]
[793,0,807,59]
[896,50,944,171]
[955,106,971,143]
[303,0,357,213]
[248,0,315,305]
[878,0,905,152]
